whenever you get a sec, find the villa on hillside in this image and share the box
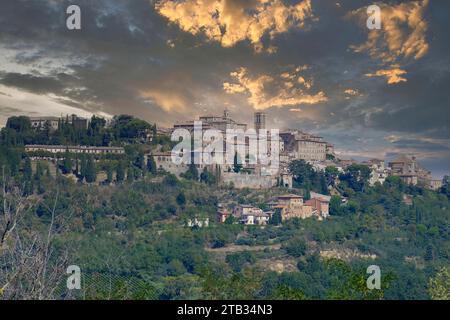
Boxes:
[233,205,271,225]
[269,193,330,221]
[216,204,272,225]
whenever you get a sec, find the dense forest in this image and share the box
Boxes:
[0,116,449,300]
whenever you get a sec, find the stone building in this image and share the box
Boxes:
[308,192,331,219]
[269,193,330,221]
[389,155,428,185]
[233,204,264,217]
[364,159,389,186]
[171,110,283,186]
[240,211,270,225]
[429,179,443,191]
[68,114,89,130]
[173,109,247,170]
[29,114,88,131]
[280,170,293,189]
[217,208,231,223]
[230,204,271,225]
[304,198,328,220]
[326,143,335,156]
[174,109,247,133]
[280,130,328,162]
[388,155,442,190]
[221,172,276,189]
[25,145,124,155]
[152,152,189,176]
[270,194,312,220]
[29,116,60,131]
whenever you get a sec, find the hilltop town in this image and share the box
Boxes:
[3,110,445,228]
[20,111,445,189]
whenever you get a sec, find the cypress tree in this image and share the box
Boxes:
[23,157,32,181]
[127,166,134,182]
[116,161,125,182]
[85,156,96,183]
[147,155,157,175]
[136,152,145,170]
[35,161,44,180]
[62,150,73,174]
[233,152,242,173]
[80,155,87,181]
[185,163,199,181]
[106,164,113,183]
[176,192,186,207]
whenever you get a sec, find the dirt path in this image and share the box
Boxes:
[205,243,281,253]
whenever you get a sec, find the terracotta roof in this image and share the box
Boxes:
[278,194,303,199]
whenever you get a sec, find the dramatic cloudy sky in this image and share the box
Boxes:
[0,0,449,177]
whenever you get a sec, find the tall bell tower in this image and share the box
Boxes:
[254,112,266,131]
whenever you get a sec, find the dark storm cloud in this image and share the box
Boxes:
[0,72,70,95]
[367,70,450,138]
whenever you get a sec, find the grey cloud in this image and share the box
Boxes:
[0,73,66,95]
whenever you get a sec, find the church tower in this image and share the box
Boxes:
[254,112,266,131]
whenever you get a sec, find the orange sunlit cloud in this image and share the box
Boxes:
[349,0,429,85]
[155,0,314,52]
[223,66,327,110]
